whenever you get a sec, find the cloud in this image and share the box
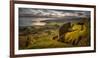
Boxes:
[19,8,90,18]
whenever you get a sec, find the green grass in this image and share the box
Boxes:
[27,37,73,49]
[19,20,90,50]
[19,28,73,49]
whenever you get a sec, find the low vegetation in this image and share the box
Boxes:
[19,18,90,49]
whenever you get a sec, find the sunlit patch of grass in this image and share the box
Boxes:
[64,22,90,46]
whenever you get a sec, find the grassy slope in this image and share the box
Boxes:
[19,20,90,50]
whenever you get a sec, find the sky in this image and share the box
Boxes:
[19,8,90,18]
[19,8,90,26]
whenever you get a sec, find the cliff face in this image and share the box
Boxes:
[58,20,90,46]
